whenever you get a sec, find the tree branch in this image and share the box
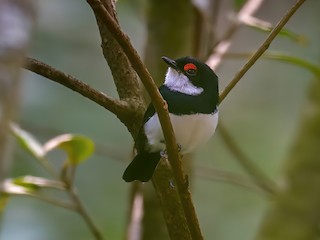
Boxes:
[25,57,134,123]
[140,1,196,239]
[86,1,203,239]
[92,0,145,139]
[219,0,306,103]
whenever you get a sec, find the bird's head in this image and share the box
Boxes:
[162,56,218,97]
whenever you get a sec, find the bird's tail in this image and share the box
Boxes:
[122,151,161,182]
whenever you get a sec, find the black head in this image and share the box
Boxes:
[162,56,219,96]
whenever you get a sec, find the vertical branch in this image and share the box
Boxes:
[86,1,204,239]
[90,0,145,138]
[132,0,197,239]
[256,74,320,240]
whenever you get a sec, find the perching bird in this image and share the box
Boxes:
[123,56,219,182]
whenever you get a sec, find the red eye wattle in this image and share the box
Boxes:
[184,63,197,72]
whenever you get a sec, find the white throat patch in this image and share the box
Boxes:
[164,68,203,96]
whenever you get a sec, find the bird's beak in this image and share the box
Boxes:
[162,56,178,70]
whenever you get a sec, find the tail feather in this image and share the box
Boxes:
[122,152,161,182]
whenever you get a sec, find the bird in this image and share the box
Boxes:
[123,56,219,182]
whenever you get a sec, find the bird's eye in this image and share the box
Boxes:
[186,69,196,75]
[184,63,197,76]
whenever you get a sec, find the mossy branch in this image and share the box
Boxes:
[86,0,203,238]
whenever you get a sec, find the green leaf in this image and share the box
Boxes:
[43,134,95,165]
[2,177,74,210]
[12,177,40,191]
[234,0,247,10]
[12,176,66,190]
[10,123,45,159]
[3,176,65,194]
[2,178,36,194]
[225,52,320,77]
[263,52,320,77]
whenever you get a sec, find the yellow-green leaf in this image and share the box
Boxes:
[43,134,94,165]
[263,52,320,77]
[12,177,40,191]
[10,123,45,159]
[234,0,247,10]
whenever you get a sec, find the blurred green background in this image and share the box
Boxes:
[1,0,320,239]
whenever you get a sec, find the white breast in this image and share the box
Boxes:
[144,111,218,154]
[164,68,203,96]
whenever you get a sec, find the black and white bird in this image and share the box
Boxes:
[123,56,219,182]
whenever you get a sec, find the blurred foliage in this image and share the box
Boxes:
[2,125,100,238]
[233,0,247,10]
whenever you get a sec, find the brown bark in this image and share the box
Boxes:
[87,1,204,239]
[127,1,197,239]
[91,0,145,138]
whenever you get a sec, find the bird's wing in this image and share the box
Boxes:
[134,98,156,152]
[135,86,168,152]
[142,102,156,124]
[140,85,171,124]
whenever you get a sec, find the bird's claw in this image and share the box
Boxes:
[169,179,175,188]
[161,144,182,159]
[160,149,168,158]
[177,144,182,152]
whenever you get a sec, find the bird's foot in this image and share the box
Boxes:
[161,144,182,158]
[160,149,168,159]
[177,144,182,152]
[169,179,175,188]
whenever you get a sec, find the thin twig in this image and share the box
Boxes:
[219,0,306,103]
[86,1,203,239]
[25,57,134,121]
[68,186,104,240]
[196,166,264,194]
[14,192,76,210]
[61,166,104,240]
[218,123,277,195]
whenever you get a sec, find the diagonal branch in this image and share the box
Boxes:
[218,123,277,195]
[219,0,306,103]
[86,0,203,239]
[25,57,134,122]
[206,0,264,69]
